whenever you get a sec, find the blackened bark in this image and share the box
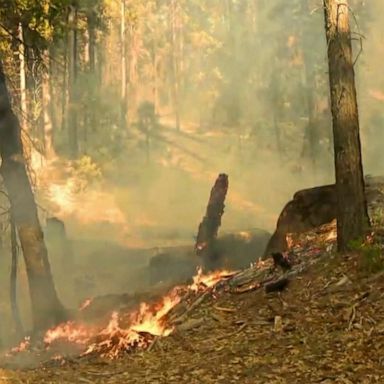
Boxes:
[323,0,370,251]
[195,174,228,271]
[0,59,66,332]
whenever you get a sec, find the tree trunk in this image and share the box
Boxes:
[120,0,127,131]
[41,50,55,159]
[170,0,181,131]
[323,0,370,251]
[300,60,317,174]
[68,4,79,158]
[61,16,69,133]
[10,214,23,337]
[128,25,138,123]
[0,60,66,332]
[84,10,98,137]
[87,11,96,74]
[18,23,27,132]
[270,72,283,161]
[195,174,229,271]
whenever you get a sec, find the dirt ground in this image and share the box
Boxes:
[1,245,384,384]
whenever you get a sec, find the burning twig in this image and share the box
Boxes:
[172,290,211,325]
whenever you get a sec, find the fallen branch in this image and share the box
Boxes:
[176,317,205,332]
[171,290,211,325]
[214,305,236,313]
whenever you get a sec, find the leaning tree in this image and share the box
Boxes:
[0,58,66,332]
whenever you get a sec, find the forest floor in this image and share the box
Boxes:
[1,224,384,383]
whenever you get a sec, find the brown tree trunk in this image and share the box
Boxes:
[0,60,66,332]
[87,11,96,74]
[10,214,23,337]
[41,50,55,159]
[300,60,317,175]
[61,14,69,133]
[68,4,79,158]
[18,23,27,132]
[323,0,370,251]
[120,0,127,131]
[170,0,181,131]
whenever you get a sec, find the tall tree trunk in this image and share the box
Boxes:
[86,9,97,135]
[18,23,27,132]
[152,40,159,113]
[323,0,370,251]
[120,0,127,131]
[10,214,23,337]
[170,0,180,131]
[48,46,58,145]
[68,4,79,158]
[87,11,96,74]
[41,50,55,159]
[128,25,138,122]
[270,71,283,162]
[61,18,69,133]
[300,60,317,175]
[0,59,66,332]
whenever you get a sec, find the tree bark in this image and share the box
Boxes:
[170,0,181,131]
[195,174,229,271]
[41,50,55,158]
[60,13,69,133]
[68,4,79,158]
[300,60,318,176]
[10,214,23,336]
[87,11,96,74]
[323,0,370,251]
[18,23,27,132]
[0,59,66,332]
[120,0,127,131]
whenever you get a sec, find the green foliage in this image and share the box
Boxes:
[70,155,102,192]
[0,0,379,170]
[359,244,384,274]
[350,238,384,274]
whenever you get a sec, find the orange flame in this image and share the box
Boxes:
[8,337,30,355]
[190,267,235,292]
[79,298,93,311]
[9,268,235,360]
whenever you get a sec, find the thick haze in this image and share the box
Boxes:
[0,0,383,345]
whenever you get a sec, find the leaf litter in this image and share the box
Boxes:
[1,216,384,382]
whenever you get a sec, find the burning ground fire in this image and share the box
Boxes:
[8,268,235,361]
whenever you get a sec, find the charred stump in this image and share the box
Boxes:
[195,174,228,271]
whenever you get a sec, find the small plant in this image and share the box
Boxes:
[359,244,384,274]
[350,237,384,274]
[70,156,102,192]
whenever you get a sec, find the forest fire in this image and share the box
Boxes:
[8,268,235,361]
[190,267,237,292]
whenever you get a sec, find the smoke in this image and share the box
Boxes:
[1,0,383,352]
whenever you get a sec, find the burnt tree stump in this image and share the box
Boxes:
[195,174,228,271]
